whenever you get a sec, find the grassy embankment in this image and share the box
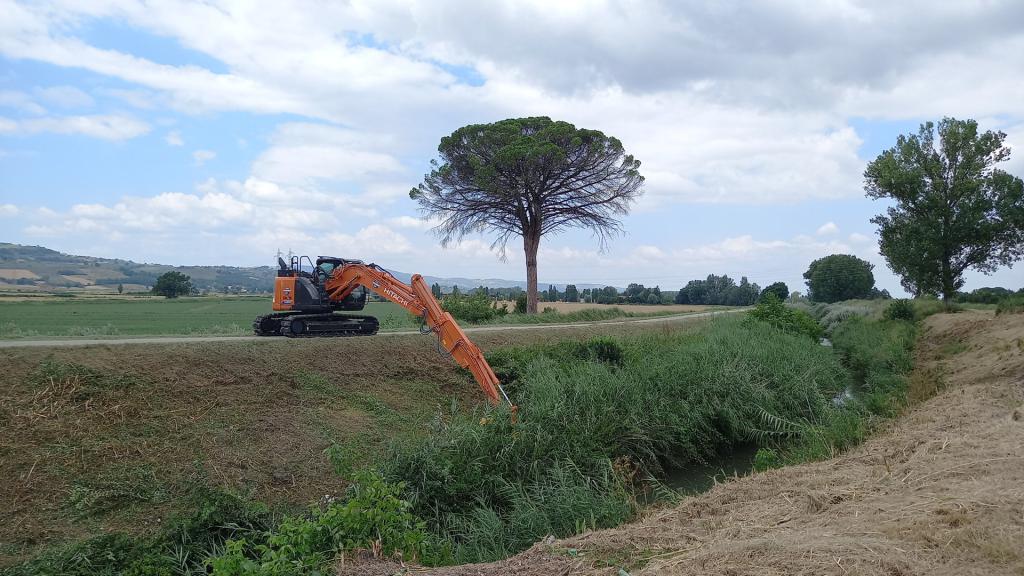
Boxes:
[0,297,701,339]
[2,298,928,575]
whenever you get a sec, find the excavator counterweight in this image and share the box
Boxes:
[254,256,514,410]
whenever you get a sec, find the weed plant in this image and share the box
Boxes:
[830,316,915,416]
[996,294,1024,315]
[3,487,271,576]
[383,317,850,562]
[883,299,916,321]
[208,471,445,574]
[745,294,822,340]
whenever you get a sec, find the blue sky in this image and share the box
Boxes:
[2,1,1023,295]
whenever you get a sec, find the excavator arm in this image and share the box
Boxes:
[323,263,515,411]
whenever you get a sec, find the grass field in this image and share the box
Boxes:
[0,297,416,338]
[0,296,709,339]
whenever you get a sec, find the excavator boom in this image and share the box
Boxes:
[322,263,513,409]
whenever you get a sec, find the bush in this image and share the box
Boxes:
[745,294,823,341]
[442,293,498,323]
[996,295,1024,315]
[207,471,444,574]
[514,293,527,314]
[883,299,916,321]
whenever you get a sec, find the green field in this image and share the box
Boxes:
[0,296,699,339]
[0,297,416,338]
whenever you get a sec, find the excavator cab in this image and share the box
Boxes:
[272,256,367,313]
[256,255,376,337]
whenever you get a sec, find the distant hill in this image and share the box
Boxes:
[0,243,277,293]
[0,243,606,294]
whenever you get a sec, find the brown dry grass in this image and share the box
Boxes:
[409,310,1024,576]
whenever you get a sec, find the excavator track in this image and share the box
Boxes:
[253,313,379,338]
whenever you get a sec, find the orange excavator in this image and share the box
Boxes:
[254,256,513,410]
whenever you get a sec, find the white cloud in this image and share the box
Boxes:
[388,215,436,230]
[251,123,403,186]
[2,0,1024,292]
[0,113,150,140]
[192,149,216,166]
[101,87,160,109]
[0,204,19,217]
[0,90,45,114]
[817,221,839,235]
[4,0,1021,207]
[34,85,93,108]
[164,130,183,146]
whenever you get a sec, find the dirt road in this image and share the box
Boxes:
[400,310,1024,576]
[0,309,742,349]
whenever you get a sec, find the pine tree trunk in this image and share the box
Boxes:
[524,233,540,314]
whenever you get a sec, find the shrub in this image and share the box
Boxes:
[207,471,443,574]
[442,292,498,323]
[745,294,823,341]
[883,299,916,321]
[514,293,527,314]
[996,295,1024,315]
